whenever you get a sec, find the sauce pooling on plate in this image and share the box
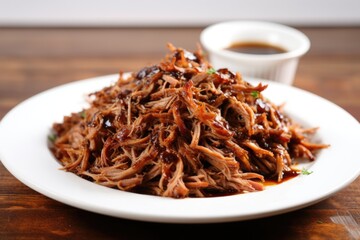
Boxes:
[226,41,287,55]
[263,169,300,186]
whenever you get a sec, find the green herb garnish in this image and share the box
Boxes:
[250,90,260,98]
[79,111,86,118]
[48,133,57,143]
[301,168,313,175]
[206,68,216,75]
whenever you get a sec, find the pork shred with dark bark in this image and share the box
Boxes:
[50,44,328,198]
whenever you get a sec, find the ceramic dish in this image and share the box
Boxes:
[0,74,359,223]
[200,20,310,85]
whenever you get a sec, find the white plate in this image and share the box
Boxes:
[1,74,360,224]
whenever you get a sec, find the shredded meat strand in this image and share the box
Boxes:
[49,43,329,198]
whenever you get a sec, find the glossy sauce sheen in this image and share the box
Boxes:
[207,170,300,197]
[264,169,300,186]
[226,42,287,55]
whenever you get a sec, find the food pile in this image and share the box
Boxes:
[50,43,328,198]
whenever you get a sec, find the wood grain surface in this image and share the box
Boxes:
[0,27,359,240]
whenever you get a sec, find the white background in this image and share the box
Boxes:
[0,0,359,27]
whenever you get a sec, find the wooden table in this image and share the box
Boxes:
[1,27,359,239]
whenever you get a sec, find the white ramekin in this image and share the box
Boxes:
[200,20,310,85]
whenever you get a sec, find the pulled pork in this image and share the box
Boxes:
[50,43,329,198]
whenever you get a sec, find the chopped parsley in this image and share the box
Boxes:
[250,90,260,98]
[48,133,57,142]
[206,68,216,75]
[301,168,313,175]
[79,111,86,118]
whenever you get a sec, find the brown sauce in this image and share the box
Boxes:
[199,169,300,197]
[263,169,300,186]
[226,41,287,55]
